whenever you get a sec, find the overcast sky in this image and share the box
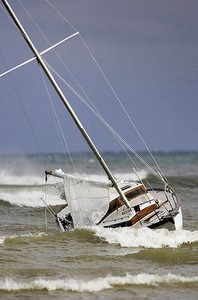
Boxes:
[0,0,198,154]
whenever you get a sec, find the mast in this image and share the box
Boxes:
[2,0,131,209]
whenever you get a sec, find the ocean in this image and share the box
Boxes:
[0,151,197,299]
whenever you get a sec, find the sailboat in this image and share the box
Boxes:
[1,0,183,231]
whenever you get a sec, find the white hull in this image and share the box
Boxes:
[52,171,182,231]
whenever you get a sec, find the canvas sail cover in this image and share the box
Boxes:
[63,174,110,227]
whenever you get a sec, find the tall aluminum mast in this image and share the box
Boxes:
[2,0,131,209]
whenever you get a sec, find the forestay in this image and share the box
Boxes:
[63,174,110,227]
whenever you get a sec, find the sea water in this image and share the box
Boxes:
[0,151,197,299]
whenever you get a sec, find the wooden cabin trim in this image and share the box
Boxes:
[97,185,147,225]
[130,203,158,225]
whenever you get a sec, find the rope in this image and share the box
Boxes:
[41,0,167,182]
[18,0,77,174]
[41,195,57,220]
[45,61,163,181]
[16,0,164,181]
[79,33,166,180]
[44,0,78,32]
[38,65,77,174]
[9,0,167,184]
[0,49,46,160]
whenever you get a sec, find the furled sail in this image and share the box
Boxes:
[63,174,110,227]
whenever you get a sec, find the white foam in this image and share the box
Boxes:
[0,273,198,292]
[0,237,6,245]
[93,227,198,248]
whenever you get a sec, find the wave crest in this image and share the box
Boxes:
[92,227,198,248]
[0,273,198,292]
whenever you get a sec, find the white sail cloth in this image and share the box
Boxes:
[63,174,110,227]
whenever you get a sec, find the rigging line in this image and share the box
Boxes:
[42,48,149,181]
[79,33,166,179]
[42,187,57,216]
[110,130,162,181]
[103,120,162,180]
[1,1,155,182]
[104,119,163,181]
[44,0,78,33]
[42,44,149,181]
[41,196,57,220]
[17,0,79,65]
[18,0,95,125]
[44,41,98,115]
[42,50,155,184]
[34,0,156,176]
[39,0,166,180]
[46,61,162,181]
[18,0,97,121]
[106,127,153,186]
[104,125,154,187]
[18,0,79,40]
[40,1,103,118]
[19,0,161,180]
[17,0,78,173]
[38,64,77,174]
[46,61,161,179]
[44,181,48,227]
[0,49,46,161]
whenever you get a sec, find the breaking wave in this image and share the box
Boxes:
[92,227,198,248]
[1,226,198,249]
[0,169,44,186]
[0,232,46,245]
[0,190,65,207]
[0,273,198,292]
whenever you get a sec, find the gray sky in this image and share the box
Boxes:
[0,0,198,154]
